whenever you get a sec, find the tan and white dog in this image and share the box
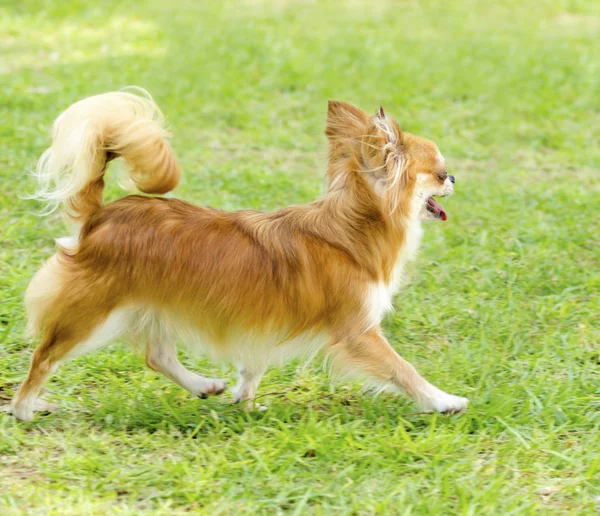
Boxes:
[8,90,468,422]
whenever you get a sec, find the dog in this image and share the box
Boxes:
[8,89,468,422]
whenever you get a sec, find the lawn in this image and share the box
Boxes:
[1,0,599,513]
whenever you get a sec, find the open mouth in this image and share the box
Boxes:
[426,197,447,221]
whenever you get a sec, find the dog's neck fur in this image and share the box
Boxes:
[314,155,421,287]
[234,150,422,290]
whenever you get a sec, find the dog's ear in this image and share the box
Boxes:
[371,106,404,146]
[361,107,409,215]
[325,101,370,143]
[362,106,404,172]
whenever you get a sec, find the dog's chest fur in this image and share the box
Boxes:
[366,215,423,325]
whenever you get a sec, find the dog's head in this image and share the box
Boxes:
[325,101,454,221]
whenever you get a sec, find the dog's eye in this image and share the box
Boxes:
[437,172,448,181]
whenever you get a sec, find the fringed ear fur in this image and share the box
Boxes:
[362,107,410,216]
[325,101,370,144]
[325,101,370,189]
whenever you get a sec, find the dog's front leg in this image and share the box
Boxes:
[329,327,468,414]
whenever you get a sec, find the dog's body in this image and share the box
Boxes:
[9,90,468,421]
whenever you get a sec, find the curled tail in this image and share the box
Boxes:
[33,88,180,221]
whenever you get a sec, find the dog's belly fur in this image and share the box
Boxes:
[119,307,328,370]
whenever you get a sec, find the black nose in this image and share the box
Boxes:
[448,175,455,184]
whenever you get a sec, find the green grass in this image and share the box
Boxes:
[1,0,599,513]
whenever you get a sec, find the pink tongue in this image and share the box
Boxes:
[427,197,447,221]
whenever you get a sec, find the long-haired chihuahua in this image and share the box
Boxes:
[8,90,468,421]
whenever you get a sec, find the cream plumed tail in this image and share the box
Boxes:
[32,87,180,221]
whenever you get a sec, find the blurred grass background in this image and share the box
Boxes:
[1,0,599,514]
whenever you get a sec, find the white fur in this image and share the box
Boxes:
[416,383,469,414]
[231,367,265,404]
[414,172,435,202]
[9,398,59,422]
[55,235,79,253]
[392,197,424,290]
[56,303,311,372]
[55,236,77,248]
[146,340,226,397]
[366,218,423,325]
[125,308,328,374]
[442,176,454,196]
[63,308,132,360]
[366,281,394,326]
[436,150,446,169]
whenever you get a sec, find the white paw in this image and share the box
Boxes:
[2,403,33,422]
[231,385,252,404]
[234,399,267,412]
[192,378,227,399]
[4,399,59,422]
[11,406,34,422]
[419,388,469,414]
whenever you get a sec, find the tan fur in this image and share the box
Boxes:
[24,255,65,337]
[10,90,468,422]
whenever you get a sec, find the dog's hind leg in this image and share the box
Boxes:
[329,326,468,414]
[10,308,129,422]
[145,339,227,399]
[231,366,266,409]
